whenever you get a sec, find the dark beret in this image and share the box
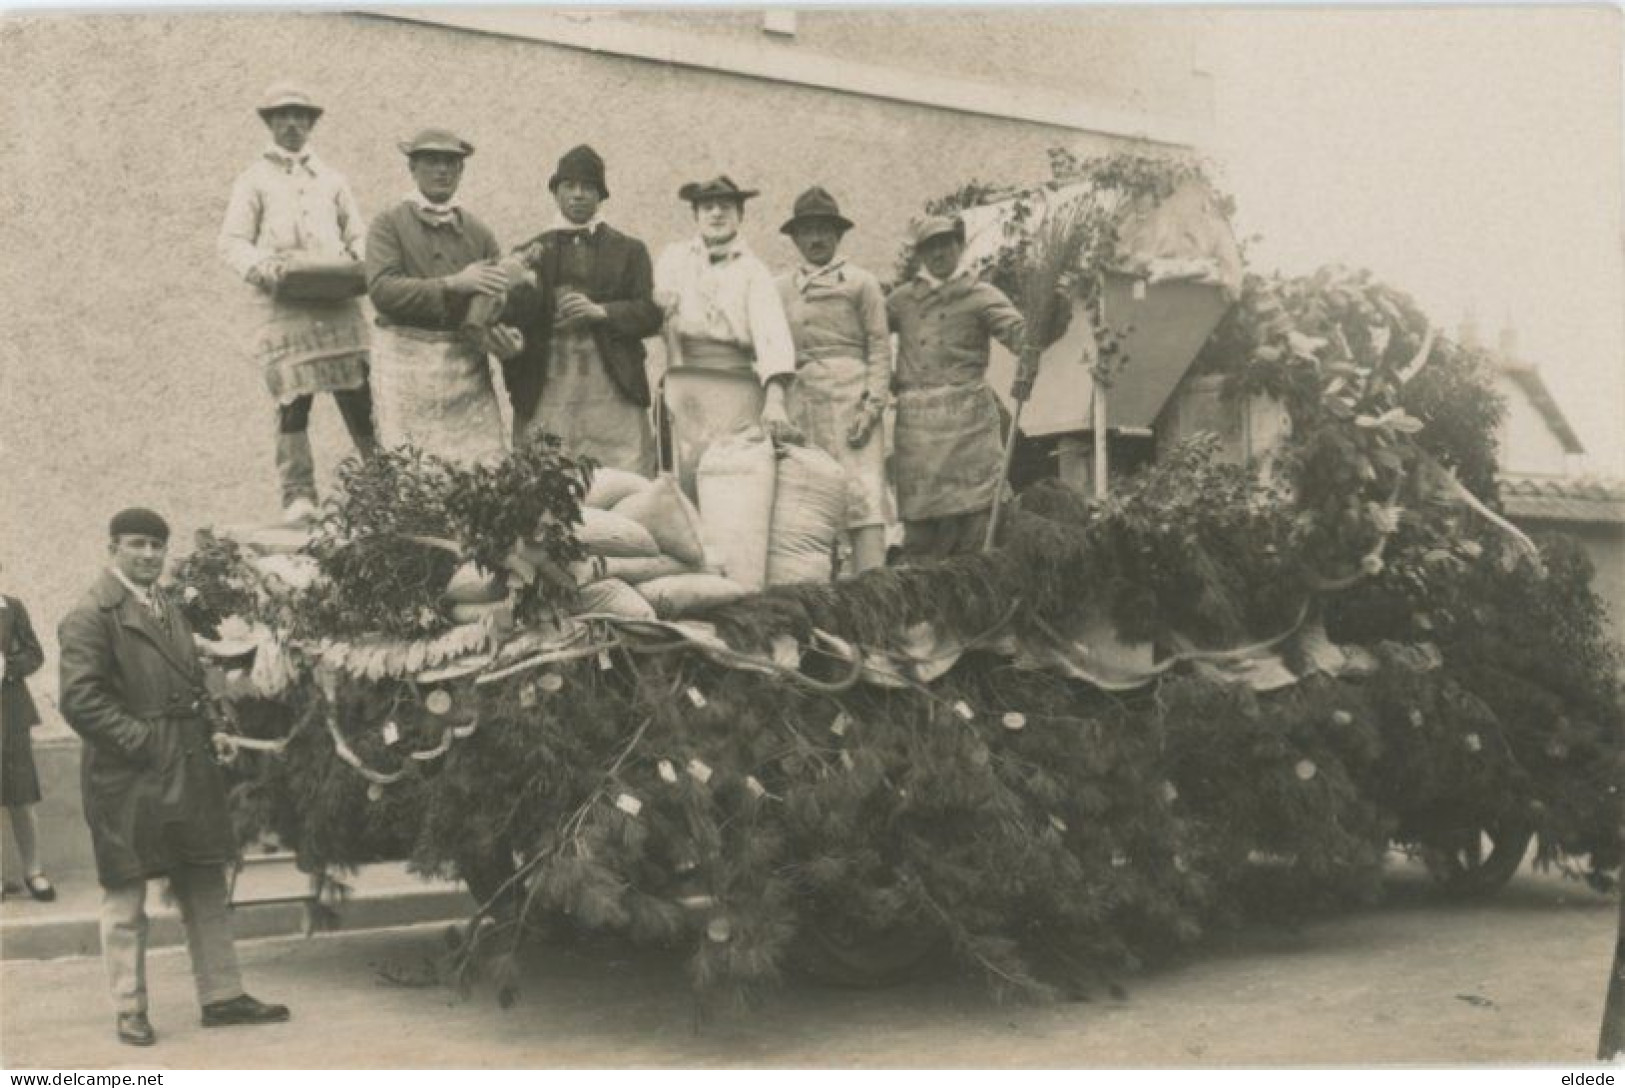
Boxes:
[109,507,170,542]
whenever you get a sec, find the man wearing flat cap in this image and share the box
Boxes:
[59,509,288,1047]
[653,175,797,499]
[365,128,519,466]
[504,145,663,474]
[887,215,1070,560]
[219,81,376,525]
[775,186,892,573]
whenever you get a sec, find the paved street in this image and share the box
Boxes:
[0,860,1613,1069]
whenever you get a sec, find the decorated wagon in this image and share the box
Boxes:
[174,153,1622,1008]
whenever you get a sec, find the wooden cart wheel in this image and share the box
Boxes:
[788,911,946,988]
[1419,820,1534,898]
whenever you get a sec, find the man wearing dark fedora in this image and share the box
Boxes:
[59,509,288,1047]
[365,128,520,466]
[219,81,376,525]
[505,145,663,474]
[774,186,893,573]
[653,175,797,498]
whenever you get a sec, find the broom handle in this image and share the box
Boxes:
[984,347,1040,552]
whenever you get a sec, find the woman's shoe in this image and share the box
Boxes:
[23,874,56,902]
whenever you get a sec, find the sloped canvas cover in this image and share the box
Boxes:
[961,179,1241,436]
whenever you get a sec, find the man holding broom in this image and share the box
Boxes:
[886,215,1072,560]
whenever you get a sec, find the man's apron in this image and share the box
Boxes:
[663,339,763,501]
[252,295,370,405]
[786,356,887,529]
[370,325,505,467]
[893,381,1004,521]
[524,327,655,476]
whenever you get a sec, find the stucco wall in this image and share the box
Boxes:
[0,11,1196,720]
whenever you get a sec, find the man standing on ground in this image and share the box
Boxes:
[219,82,376,523]
[58,509,288,1047]
[506,145,663,474]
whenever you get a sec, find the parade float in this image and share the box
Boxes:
[173,152,1622,1012]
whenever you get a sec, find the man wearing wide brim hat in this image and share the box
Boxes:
[885,213,1069,560]
[774,186,892,574]
[219,80,375,525]
[364,127,518,467]
[503,144,663,474]
[653,174,797,503]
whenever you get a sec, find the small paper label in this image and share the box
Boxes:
[538,672,564,693]
[1294,759,1318,781]
[598,650,614,671]
[382,721,401,747]
[830,713,850,737]
[686,687,707,709]
[953,701,975,721]
[840,751,855,770]
[519,682,538,708]
[1049,814,1068,833]
[366,782,385,802]
[614,793,642,816]
[1002,712,1026,731]
[744,775,766,798]
[425,690,453,716]
[687,758,713,784]
[658,759,678,784]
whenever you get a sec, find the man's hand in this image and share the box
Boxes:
[444,262,510,297]
[760,383,802,445]
[484,324,525,361]
[846,399,882,448]
[248,257,287,293]
[555,290,607,328]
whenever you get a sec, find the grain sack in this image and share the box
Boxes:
[636,573,751,619]
[584,467,653,509]
[612,474,706,567]
[577,507,660,558]
[575,577,658,620]
[569,555,611,586]
[695,429,776,590]
[767,442,849,586]
[443,560,508,605]
[601,555,696,585]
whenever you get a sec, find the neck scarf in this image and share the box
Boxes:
[264,145,316,176]
[407,190,462,228]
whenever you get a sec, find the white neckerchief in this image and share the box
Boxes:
[110,567,161,613]
[796,256,847,292]
[700,234,745,265]
[406,189,462,225]
[264,144,317,176]
[915,263,971,292]
[549,213,604,235]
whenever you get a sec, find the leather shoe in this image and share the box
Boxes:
[24,874,56,902]
[117,1012,156,1047]
[201,993,290,1028]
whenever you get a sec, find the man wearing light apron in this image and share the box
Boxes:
[887,215,1066,560]
[653,175,797,500]
[774,187,892,573]
[364,128,522,467]
[218,82,375,523]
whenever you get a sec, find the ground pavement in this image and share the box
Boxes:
[0,860,1613,1069]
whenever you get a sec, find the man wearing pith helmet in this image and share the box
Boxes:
[653,174,797,499]
[505,144,663,474]
[59,508,289,1047]
[775,186,892,573]
[218,81,376,525]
